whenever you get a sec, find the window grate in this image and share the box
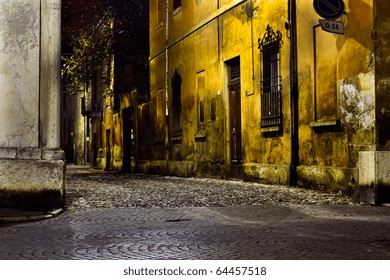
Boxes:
[259,25,283,129]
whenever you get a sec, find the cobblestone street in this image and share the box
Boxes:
[65,165,356,211]
[0,165,390,260]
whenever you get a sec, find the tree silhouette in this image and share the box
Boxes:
[61,0,149,94]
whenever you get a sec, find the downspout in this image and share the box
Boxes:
[288,0,298,186]
[250,0,255,91]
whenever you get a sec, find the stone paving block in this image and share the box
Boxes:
[0,206,389,260]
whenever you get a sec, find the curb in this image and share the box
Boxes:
[0,208,64,223]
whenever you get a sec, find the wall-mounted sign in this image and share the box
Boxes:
[319,19,344,34]
[313,0,345,20]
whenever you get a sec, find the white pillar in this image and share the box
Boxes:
[0,0,65,209]
[0,0,40,148]
[40,0,62,149]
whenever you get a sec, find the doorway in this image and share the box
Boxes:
[227,57,242,165]
[106,129,111,170]
[122,107,136,171]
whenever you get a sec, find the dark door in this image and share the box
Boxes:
[229,83,242,164]
[106,129,111,170]
[122,107,136,171]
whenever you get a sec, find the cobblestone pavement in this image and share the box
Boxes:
[65,165,356,211]
[0,165,390,260]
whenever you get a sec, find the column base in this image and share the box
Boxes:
[0,148,66,209]
[359,151,390,205]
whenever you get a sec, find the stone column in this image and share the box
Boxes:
[40,0,62,150]
[0,0,65,209]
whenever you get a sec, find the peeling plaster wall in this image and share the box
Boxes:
[296,0,376,194]
[358,0,390,204]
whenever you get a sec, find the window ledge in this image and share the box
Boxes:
[154,139,165,144]
[172,6,182,16]
[172,135,182,144]
[309,119,340,128]
[154,22,163,31]
[261,126,280,133]
[195,132,207,142]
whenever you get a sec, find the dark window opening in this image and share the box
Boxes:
[210,98,216,121]
[199,100,205,123]
[173,0,181,11]
[172,69,182,137]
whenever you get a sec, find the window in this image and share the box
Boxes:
[157,0,165,27]
[259,25,283,129]
[171,70,182,137]
[210,98,216,121]
[156,88,165,139]
[197,71,205,130]
[173,0,182,11]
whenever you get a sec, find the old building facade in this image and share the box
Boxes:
[145,0,390,204]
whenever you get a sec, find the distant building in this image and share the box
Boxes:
[145,0,390,204]
[61,0,149,171]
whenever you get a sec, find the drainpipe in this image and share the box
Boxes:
[288,0,298,186]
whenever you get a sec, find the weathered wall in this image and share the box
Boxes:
[147,0,389,202]
[296,0,375,194]
[0,0,65,208]
[149,0,166,59]
[147,0,298,180]
[357,0,390,203]
[375,0,390,150]
[149,50,167,161]
[244,0,290,166]
[0,1,40,148]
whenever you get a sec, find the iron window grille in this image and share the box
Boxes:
[258,25,283,129]
[171,69,182,137]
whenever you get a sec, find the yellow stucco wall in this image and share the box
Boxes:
[147,0,379,194]
[297,0,375,168]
